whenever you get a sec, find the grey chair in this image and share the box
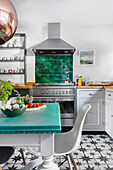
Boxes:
[54,104,91,170]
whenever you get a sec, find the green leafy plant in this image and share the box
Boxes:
[0,80,19,104]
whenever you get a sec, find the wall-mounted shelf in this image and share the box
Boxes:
[0,73,24,74]
[0,60,24,62]
[0,47,25,49]
[0,33,26,84]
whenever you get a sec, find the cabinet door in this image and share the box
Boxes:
[79,98,103,131]
[106,91,113,138]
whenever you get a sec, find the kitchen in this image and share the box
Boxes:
[0,0,113,170]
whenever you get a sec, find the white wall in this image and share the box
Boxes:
[10,0,113,82]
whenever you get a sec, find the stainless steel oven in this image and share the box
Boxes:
[30,85,77,127]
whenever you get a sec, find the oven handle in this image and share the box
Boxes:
[33,97,75,102]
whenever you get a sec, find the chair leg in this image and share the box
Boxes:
[19,148,26,166]
[67,155,73,170]
[70,153,77,170]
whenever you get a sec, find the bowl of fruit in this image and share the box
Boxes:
[1,106,27,117]
[1,95,27,117]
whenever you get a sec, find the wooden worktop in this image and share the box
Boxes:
[14,85,113,89]
[77,86,104,89]
[12,82,35,89]
[77,86,113,89]
[12,82,113,90]
[14,86,30,89]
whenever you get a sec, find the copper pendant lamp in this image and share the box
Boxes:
[0,0,18,45]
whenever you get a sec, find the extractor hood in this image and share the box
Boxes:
[32,23,75,53]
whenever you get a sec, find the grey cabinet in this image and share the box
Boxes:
[77,89,105,131]
[105,89,113,138]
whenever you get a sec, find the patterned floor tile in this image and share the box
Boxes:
[79,163,100,170]
[99,164,109,170]
[2,134,113,170]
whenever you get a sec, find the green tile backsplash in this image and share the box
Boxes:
[35,55,73,83]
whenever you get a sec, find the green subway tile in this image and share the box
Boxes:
[54,77,60,80]
[36,79,42,83]
[36,65,44,69]
[58,68,63,71]
[63,65,68,68]
[35,71,42,75]
[36,74,42,78]
[59,65,63,68]
[44,74,50,77]
[49,69,54,73]
[53,65,59,69]
[66,63,72,67]
[49,58,55,62]
[45,62,51,66]
[55,74,60,77]
[59,80,65,83]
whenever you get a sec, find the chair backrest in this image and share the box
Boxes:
[71,104,91,152]
[54,104,91,155]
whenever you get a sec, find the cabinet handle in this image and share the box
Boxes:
[89,93,93,96]
[108,94,111,96]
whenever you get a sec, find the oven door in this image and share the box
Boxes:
[33,97,76,127]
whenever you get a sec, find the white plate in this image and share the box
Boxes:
[26,105,46,111]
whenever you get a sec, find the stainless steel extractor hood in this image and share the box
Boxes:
[32,23,75,53]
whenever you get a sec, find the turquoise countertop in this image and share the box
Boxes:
[0,103,61,134]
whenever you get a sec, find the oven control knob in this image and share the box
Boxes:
[41,91,44,94]
[53,91,54,94]
[59,91,61,94]
[46,91,49,94]
[69,91,71,94]
[66,91,68,94]
[56,91,58,94]
[63,91,65,94]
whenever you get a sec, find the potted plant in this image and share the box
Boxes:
[0,80,19,105]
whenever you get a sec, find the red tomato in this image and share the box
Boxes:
[41,103,44,105]
[26,104,29,108]
[33,104,36,107]
[11,108,14,110]
[39,103,42,106]
[36,104,39,107]
[29,103,32,108]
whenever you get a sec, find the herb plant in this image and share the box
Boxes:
[0,80,19,104]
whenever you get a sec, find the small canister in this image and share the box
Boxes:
[7,57,10,60]
[9,69,13,73]
[2,56,6,60]
[10,56,14,60]
[5,69,8,73]
[14,56,19,60]
[0,69,4,73]
[65,80,69,84]
[15,68,19,73]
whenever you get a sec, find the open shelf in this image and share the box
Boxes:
[0,47,25,49]
[0,60,24,62]
[0,73,24,74]
[0,33,26,84]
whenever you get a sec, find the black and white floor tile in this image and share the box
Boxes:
[2,134,113,170]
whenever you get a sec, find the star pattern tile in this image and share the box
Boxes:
[2,134,113,170]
